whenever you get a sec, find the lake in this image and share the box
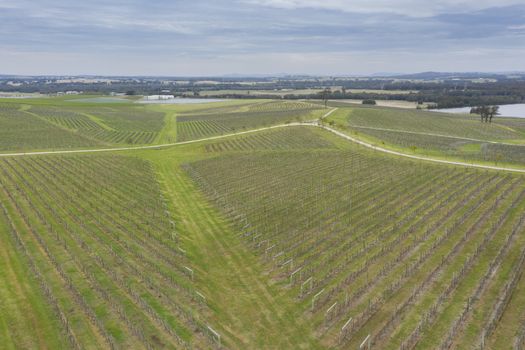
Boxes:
[70,97,130,103]
[436,104,525,119]
[137,98,226,105]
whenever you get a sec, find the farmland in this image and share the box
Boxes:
[198,88,416,98]
[0,104,102,151]
[184,133,525,348]
[204,127,336,153]
[1,96,525,349]
[324,106,525,167]
[176,100,326,141]
[0,99,327,151]
[28,105,166,145]
[0,154,215,349]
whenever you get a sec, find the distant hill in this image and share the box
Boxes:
[388,71,525,80]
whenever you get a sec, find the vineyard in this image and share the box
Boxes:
[0,154,214,349]
[350,126,525,165]
[204,127,336,153]
[184,128,525,349]
[0,104,101,151]
[2,97,525,349]
[495,117,525,135]
[332,107,521,140]
[29,105,165,145]
[176,100,326,141]
[325,107,525,166]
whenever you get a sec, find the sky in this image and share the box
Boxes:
[1,0,525,76]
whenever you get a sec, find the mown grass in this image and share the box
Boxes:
[144,145,323,349]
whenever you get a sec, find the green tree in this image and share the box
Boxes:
[488,106,499,123]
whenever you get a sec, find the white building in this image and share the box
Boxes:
[146,95,175,100]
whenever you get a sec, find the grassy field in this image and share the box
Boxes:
[1,98,525,349]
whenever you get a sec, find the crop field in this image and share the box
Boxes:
[349,126,525,164]
[0,154,216,349]
[2,97,525,350]
[176,100,326,141]
[204,127,336,153]
[0,99,329,150]
[325,107,525,166]
[496,117,525,136]
[334,100,428,109]
[0,104,101,151]
[185,131,525,349]
[332,107,521,141]
[198,88,416,97]
[29,105,165,145]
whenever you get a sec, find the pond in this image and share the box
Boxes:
[436,104,525,119]
[137,98,227,105]
[70,97,130,103]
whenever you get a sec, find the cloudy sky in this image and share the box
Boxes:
[1,0,525,75]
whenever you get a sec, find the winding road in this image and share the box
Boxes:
[346,124,525,147]
[1,107,525,173]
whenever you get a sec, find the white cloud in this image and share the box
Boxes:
[509,24,525,30]
[2,0,525,75]
[4,47,525,76]
[244,0,525,17]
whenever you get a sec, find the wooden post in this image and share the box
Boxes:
[312,289,324,312]
[325,302,337,326]
[340,316,352,339]
[207,326,221,348]
[301,277,313,297]
[360,334,371,350]
[282,258,293,271]
[290,267,302,284]
[196,291,206,304]
[265,244,275,258]
[184,266,194,281]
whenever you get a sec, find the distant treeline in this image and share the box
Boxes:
[1,77,525,108]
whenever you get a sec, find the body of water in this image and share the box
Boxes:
[0,94,45,99]
[70,97,130,103]
[137,98,226,105]
[436,104,525,119]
